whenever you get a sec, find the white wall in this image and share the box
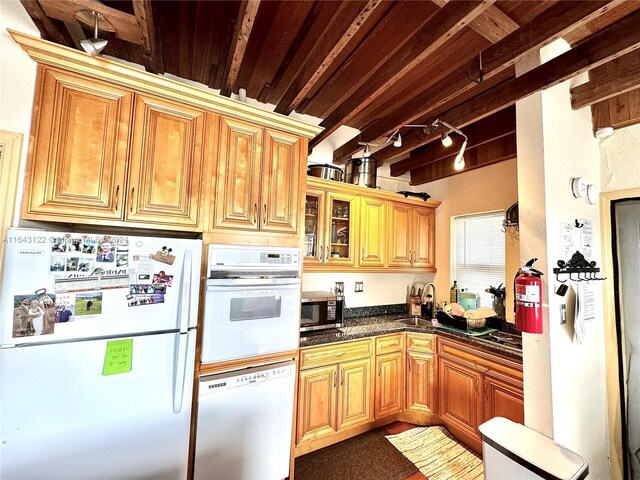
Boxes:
[416,159,518,310]
[599,123,640,193]
[517,39,610,478]
[302,271,434,309]
[0,0,39,224]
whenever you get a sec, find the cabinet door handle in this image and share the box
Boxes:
[333,371,337,388]
[341,369,344,386]
[475,378,479,395]
[326,246,329,262]
[377,364,381,376]
[114,185,120,211]
[361,248,365,262]
[129,187,135,213]
[263,204,267,225]
[319,245,324,263]
[253,203,258,225]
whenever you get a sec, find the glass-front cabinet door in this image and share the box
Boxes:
[303,189,325,266]
[325,192,356,266]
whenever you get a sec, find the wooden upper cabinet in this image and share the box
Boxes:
[358,197,386,267]
[127,95,205,228]
[325,192,358,267]
[388,202,436,270]
[23,67,132,221]
[261,129,302,234]
[213,117,263,230]
[387,202,413,267]
[413,206,435,268]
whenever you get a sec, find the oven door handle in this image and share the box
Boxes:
[206,284,300,293]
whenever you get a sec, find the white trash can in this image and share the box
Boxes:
[479,417,589,480]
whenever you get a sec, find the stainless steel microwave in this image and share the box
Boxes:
[300,291,343,332]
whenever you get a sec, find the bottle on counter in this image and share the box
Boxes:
[450,280,460,304]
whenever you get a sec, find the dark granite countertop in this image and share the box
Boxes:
[299,314,522,361]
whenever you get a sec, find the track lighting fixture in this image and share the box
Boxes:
[357,129,401,157]
[440,131,453,147]
[407,119,467,170]
[80,11,108,56]
[356,120,466,171]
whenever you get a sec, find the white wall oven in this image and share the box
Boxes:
[200,244,302,364]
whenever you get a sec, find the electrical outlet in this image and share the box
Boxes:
[354,282,364,293]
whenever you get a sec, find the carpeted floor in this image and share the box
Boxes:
[386,426,484,480]
[294,428,419,480]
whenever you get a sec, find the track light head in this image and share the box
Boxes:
[393,132,402,148]
[441,131,453,148]
[453,138,467,171]
[363,144,371,158]
[80,11,108,56]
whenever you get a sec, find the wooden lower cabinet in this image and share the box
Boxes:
[374,351,403,418]
[484,373,525,425]
[405,350,436,415]
[437,337,524,453]
[296,354,372,446]
[296,364,338,444]
[336,358,372,430]
[438,357,483,443]
[295,334,523,456]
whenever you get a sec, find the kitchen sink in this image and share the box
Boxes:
[395,317,432,327]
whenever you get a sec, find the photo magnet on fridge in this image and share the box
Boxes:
[12,292,57,337]
[149,246,175,265]
[127,293,165,307]
[95,237,116,263]
[152,271,173,287]
[75,292,103,316]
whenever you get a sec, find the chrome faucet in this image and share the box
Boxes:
[420,282,437,319]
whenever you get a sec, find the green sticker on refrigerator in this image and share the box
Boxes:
[103,339,133,375]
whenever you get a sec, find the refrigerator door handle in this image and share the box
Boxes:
[172,332,189,414]
[178,250,192,333]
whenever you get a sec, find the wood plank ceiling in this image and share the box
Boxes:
[20,0,640,185]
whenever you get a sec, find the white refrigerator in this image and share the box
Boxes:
[0,228,202,480]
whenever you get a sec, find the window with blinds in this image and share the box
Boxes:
[453,212,505,308]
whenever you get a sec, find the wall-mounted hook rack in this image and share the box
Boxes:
[553,250,606,282]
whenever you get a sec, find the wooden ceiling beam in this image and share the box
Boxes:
[20,0,75,47]
[300,1,440,120]
[391,106,515,176]
[431,1,519,44]
[409,132,516,185]
[330,0,619,163]
[131,0,163,74]
[38,0,142,44]
[571,49,640,110]
[378,7,640,168]
[220,0,261,97]
[310,0,494,150]
[274,0,384,115]
[468,5,519,43]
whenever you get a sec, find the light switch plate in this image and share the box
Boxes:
[354,282,363,293]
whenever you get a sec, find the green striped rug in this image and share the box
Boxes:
[386,426,484,480]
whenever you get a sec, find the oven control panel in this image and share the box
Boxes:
[260,252,296,264]
[208,244,301,271]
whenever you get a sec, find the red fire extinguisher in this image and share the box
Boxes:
[514,258,544,334]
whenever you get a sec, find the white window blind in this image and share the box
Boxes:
[453,212,505,308]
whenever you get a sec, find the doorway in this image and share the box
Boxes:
[603,192,640,480]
